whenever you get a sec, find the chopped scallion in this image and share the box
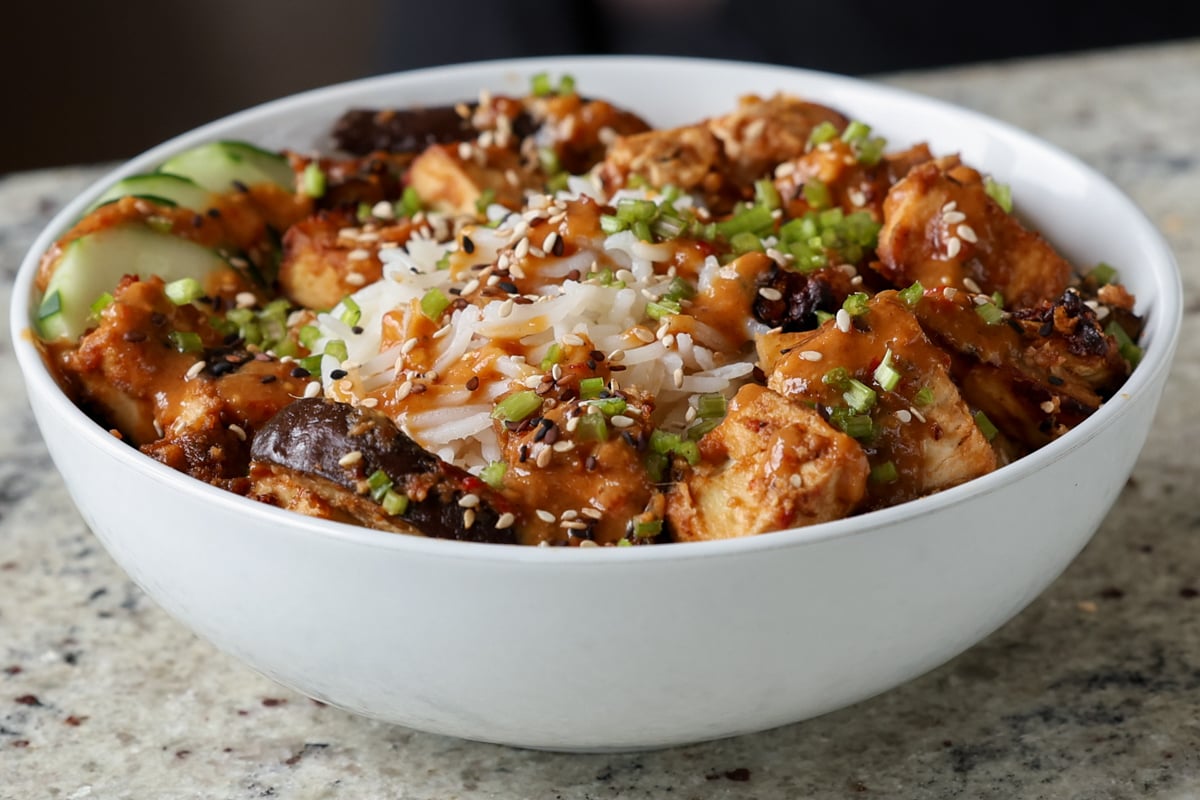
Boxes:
[803,179,832,210]
[339,296,362,327]
[1090,262,1118,285]
[843,378,877,413]
[974,410,999,441]
[696,393,727,419]
[579,376,605,400]
[491,390,541,422]
[299,324,321,349]
[164,277,204,305]
[480,461,507,489]
[899,280,924,307]
[975,301,1004,325]
[984,177,1013,214]
[367,469,393,501]
[168,330,203,353]
[381,490,409,516]
[873,348,902,392]
[870,461,899,483]
[540,342,563,371]
[530,72,553,96]
[302,162,326,198]
[576,411,609,442]
[914,386,935,406]
[420,288,450,320]
[324,339,348,364]
[589,397,627,417]
[808,121,839,148]
[89,292,114,318]
[634,519,663,539]
[1105,321,1143,367]
[842,292,870,317]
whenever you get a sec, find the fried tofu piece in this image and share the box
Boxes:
[667,384,868,541]
[279,209,412,310]
[775,140,933,221]
[600,123,722,194]
[758,291,997,509]
[407,143,533,215]
[707,94,848,187]
[913,286,1129,448]
[875,158,1072,308]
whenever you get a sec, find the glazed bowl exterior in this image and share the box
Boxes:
[11,57,1181,750]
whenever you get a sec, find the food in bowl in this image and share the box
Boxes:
[31,73,1144,547]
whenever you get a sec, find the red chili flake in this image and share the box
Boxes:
[176,750,191,759]
[64,715,87,726]
[12,740,29,748]
[262,697,287,707]
[15,694,41,706]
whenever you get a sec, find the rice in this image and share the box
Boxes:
[312,187,760,473]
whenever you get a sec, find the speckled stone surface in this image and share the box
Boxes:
[3,40,1199,800]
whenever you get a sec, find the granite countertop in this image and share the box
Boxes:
[2,40,1198,799]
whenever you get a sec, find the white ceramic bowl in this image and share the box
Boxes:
[12,57,1181,751]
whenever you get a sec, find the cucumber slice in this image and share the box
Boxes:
[158,141,294,193]
[86,173,214,214]
[38,224,228,341]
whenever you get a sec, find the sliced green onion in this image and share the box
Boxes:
[576,411,609,442]
[297,354,323,375]
[1106,321,1143,367]
[420,288,450,320]
[37,290,63,321]
[398,186,422,217]
[873,348,902,392]
[675,439,700,465]
[558,74,576,95]
[1090,262,1118,285]
[841,120,871,144]
[686,417,722,441]
[302,162,326,198]
[537,147,562,176]
[754,178,781,211]
[480,461,507,489]
[168,330,203,353]
[843,378,877,413]
[530,72,553,97]
[339,296,362,327]
[579,376,605,400]
[491,390,541,422]
[842,292,870,317]
[822,366,850,388]
[644,451,668,482]
[324,339,348,364]
[716,204,775,239]
[803,179,832,210]
[664,276,695,302]
[164,277,204,306]
[991,291,1005,308]
[381,490,409,516]
[815,309,835,324]
[645,299,681,321]
[899,280,924,308]
[974,410,999,441]
[616,198,657,223]
[299,324,321,350]
[730,231,764,254]
[474,188,496,214]
[600,214,625,235]
[367,469,393,501]
[984,177,1013,214]
[649,429,681,455]
[830,407,874,439]
[89,292,114,318]
[589,397,627,417]
[356,202,373,223]
[696,393,727,419]
[808,121,839,148]
[856,137,886,167]
[975,301,1005,325]
[914,386,935,406]
[540,342,563,371]
[634,519,663,539]
[870,461,899,483]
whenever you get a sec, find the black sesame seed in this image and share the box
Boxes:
[609,364,627,372]
[620,431,636,448]
[567,269,582,282]
[466,376,480,391]
[351,325,364,335]
[552,236,565,257]
[498,281,520,294]
[291,367,311,378]
[150,312,167,327]
[519,444,530,463]
[1048,375,1065,386]
[210,360,237,377]
[1039,320,1054,337]
[260,375,277,384]
[330,369,348,380]
[232,180,250,193]
[206,207,222,219]
[543,425,559,445]
[586,359,597,371]
[585,454,598,471]
[589,349,605,362]
[462,235,475,254]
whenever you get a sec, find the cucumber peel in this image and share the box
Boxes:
[158,141,294,193]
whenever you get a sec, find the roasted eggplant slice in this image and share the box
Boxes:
[249,398,517,543]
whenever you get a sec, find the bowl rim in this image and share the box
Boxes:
[10,54,1184,566]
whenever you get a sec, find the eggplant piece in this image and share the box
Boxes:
[249,398,516,544]
[332,105,537,156]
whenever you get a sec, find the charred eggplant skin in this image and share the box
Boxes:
[332,106,536,156]
[251,398,516,544]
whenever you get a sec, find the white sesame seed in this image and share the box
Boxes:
[461,279,480,296]
[153,420,164,438]
[582,508,603,520]
[896,409,913,423]
[536,509,555,523]
[774,161,796,178]
[338,450,363,467]
[522,374,544,389]
[561,509,579,521]
[673,367,685,388]
[685,406,697,423]
[758,286,783,301]
[608,349,625,363]
[847,189,866,207]
[789,474,803,488]
[1095,306,1110,320]
[942,210,967,224]
[496,512,516,529]
[942,200,958,213]
[1040,400,1056,413]
[344,272,366,287]
[395,380,413,401]
[303,381,322,398]
[185,361,206,380]
[458,493,481,508]
[235,291,257,309]
[530,247,546,259]
[799,350,824,362]
[424,370,439,382]
[553,440,575,453]
[562,520,589,531]
[463,508,476,529]
[536,446,553,468]
[357,231,381,243]
[457,142,473,160]
[662,334,676,349]
[337,227,360,239]
[944,288,959,300]
[578,538,599,547]
[972,295,990,306]
[229,256,250,270]
[565,416,580,433]
[562,333,585,347]
[401,337,418,355]
[610,415,635,428]
[228,423,247,441]
[957,224,978,243]
[499,298,515,318]
[835,309,852,333]
[371,200,395,219]
[347,248,371,262]
[632,327,655,343]
[543,231,559,253]
[909,407,927,423]
[962,277,983,294]
[946,237,962,258]
[551,363,563,381]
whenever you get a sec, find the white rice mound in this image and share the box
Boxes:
[312,182,762,473]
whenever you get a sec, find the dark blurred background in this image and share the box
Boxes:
[5,1,1198,173]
